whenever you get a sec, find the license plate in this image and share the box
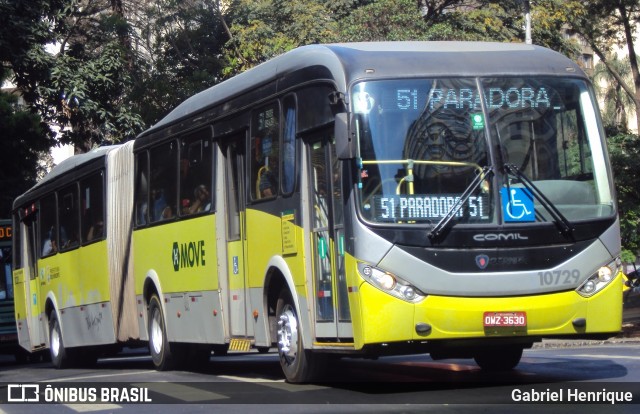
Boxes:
[483,311,527,327]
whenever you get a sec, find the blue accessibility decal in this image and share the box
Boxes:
[501,187,535,222]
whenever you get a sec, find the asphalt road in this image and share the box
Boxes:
[0,340,639,413]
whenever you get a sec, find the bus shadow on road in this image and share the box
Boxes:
[314,354,629,393]
[45,347,630,398]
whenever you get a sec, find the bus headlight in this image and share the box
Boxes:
[358,263,426,303]
[576,259,620,297]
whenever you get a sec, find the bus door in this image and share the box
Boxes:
[20,211,45,349]
[307,132,353,340]
[221,134,249,337]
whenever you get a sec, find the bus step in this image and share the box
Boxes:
[229,338,252,352]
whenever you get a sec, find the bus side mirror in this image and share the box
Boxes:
[335,112,355,159]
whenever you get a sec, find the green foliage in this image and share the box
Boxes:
[528,0,582,58]
[607,133,640,261]
[594,55,635,130]
[567,0,640,131]
[134,0,228,124]
[46,40,145,149]
[0,70,52,217]
[335,0,580,50]
[0,1,146,150]
[223,0,337,76]
[337,0,433,41]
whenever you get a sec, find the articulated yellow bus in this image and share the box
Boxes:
[13,42,623,382]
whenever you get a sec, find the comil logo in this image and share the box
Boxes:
[473,232,529,242]
[8,384,40,402]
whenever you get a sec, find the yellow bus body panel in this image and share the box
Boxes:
[351,269,623,349]
[13,268,26,320]
[245,209,307,289]
[36,242,110,310]
[134,215,217,295]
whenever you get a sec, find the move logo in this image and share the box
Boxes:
[172,240,206,271]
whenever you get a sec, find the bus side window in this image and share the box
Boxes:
[58,184,80,250]
[180,128,213,216]
[282,95,296,195]
[251,103,280,200]
[135,151,149,226]
[81,171,105,242]
[40,194,57,257]
[149,141,178,222]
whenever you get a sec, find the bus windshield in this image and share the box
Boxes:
[354,77,614,225]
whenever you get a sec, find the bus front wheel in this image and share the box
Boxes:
[474,345,523,371]
[276,289,324,383]
[148,294,174,370]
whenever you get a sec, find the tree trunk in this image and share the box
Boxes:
[618,2,640,132]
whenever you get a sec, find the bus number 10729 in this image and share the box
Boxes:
[538,269,581,287]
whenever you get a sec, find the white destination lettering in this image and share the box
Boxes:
[376,195,488,221]
[427,87,551,110]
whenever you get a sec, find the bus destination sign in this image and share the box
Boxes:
[372,194,489,222]
[0,224,11,241]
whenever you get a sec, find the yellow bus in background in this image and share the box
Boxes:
[12,144,135,367]
[13,42,623,382]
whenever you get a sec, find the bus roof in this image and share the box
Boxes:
[13,145,121,208]
[139,41,585,138]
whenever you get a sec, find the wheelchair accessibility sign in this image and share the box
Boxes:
[501,188,535,222]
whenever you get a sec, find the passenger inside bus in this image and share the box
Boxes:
[258,163,277,198]
[187,184,210,214]
[42,226,57,256]
[253,126,279,199]
[137,200,148,225]
[86,220,104,241]
[152,188,172,221]
[180,157,197,203]
[58,225,73,249]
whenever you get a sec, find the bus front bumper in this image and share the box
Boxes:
[353,273,623,349]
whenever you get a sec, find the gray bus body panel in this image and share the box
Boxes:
[137,41,584,145]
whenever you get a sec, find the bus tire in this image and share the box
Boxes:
[14,347,31,364]
[276,289,323,383]
[148,294,174,370]
[212,343,229,356]
[169,343,210,370]
[185,344,212,369]
[49,312,71,369]
[474,345,523,371]
[75,348,98,367]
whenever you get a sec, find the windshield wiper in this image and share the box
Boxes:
[428,165,494,240]
[502,163,574,237]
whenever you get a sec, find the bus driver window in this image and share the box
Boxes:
[252,104,280,200]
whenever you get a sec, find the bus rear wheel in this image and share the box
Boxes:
[148,294,174,370]
[276,289,323,383]
[49,312,71,369]
[473,345,523,371]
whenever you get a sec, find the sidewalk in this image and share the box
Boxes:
[534,320,640,349]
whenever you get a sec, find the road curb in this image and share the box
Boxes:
[533,321,640,348]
